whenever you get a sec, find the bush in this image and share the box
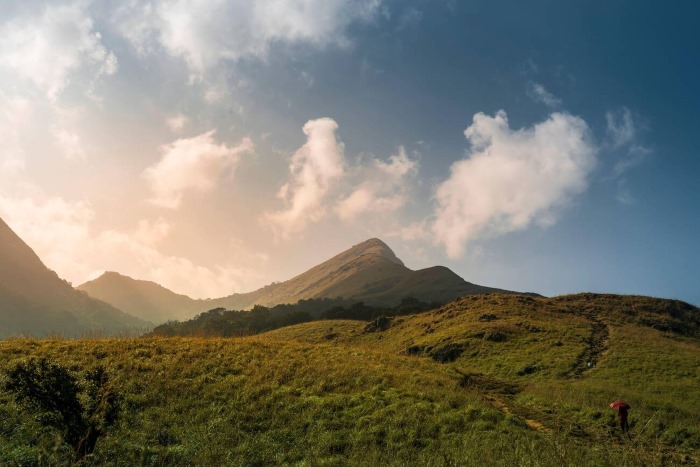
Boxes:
[3,358,120,461]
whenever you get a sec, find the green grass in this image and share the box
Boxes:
[1,293,698,465]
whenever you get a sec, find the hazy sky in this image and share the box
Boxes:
[1,0,698,304]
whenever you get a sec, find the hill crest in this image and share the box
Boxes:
[79,237,531,323]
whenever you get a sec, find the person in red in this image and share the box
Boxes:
[610,400,630,433]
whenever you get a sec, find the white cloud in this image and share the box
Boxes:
[336,147,418,221]
[613,144,651,177]
[51,126,87,160]
[606,107,651,176]
[388,219,430,242]
[114,0,382,77]
[264,118,345,238]
[265,120,421,238]
[0,196,265,298]
[606,107,636,148]
[526,82,562,108]
[166,113,189,132]
[3,89,265,299]
[143,131,254,209]
[604,107,651,204]
[433,110,597,258]
[0,1,117,102]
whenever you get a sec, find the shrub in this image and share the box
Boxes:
[3,358,120,461]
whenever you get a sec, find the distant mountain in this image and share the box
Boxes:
[78,272,198,323]
[78,272,282,323]
[0,217,148,337]
[80,238,532,323]
[227,238,524,307]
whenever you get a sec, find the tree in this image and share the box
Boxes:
[4,358,120,461]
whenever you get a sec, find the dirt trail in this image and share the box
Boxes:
[455,369,553,433]
[567,317,609,378]
[488,397,552,433]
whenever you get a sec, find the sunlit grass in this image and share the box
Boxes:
[1,293,698,465]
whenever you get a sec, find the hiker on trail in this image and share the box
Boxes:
[609,400,630,433]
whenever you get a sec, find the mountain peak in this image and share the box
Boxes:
[77,236,531,321]
[349,238,404,267]
[99,271,125,279]
[78,271,197,323]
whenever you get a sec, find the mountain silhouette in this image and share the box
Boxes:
[80,238,532,323]
[0,217,147,337]
[78,271,198,324]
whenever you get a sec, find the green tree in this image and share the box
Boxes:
[4,358,120,461]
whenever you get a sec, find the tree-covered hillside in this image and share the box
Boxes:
[147,297,437,337]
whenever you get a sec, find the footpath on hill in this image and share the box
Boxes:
[566,316,610,378]
[487,396,553,433]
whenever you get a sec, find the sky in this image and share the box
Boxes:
[1,0,698,304]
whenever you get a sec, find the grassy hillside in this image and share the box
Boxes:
[268,294,700,454]
[0,293,697,465]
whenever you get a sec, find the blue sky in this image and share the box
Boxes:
[0,0,698,304]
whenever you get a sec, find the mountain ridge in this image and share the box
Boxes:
[0,217,148,337]
[79,238,535,323]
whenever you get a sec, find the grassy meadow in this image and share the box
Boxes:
[0,294,698,466]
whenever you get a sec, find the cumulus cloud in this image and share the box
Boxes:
[336,147,418,221]
[265,119,420,238]
[433,110,597,258]
[114,0,381,76]
[264,118,345,238]
[4,92,260,298]
[0,196,266,298]
[0,1,117,101]
[526,82,562,108]
[143,131,254,209]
